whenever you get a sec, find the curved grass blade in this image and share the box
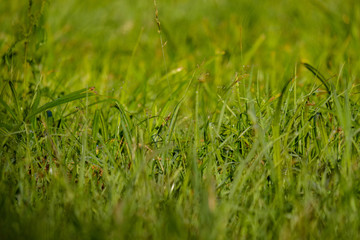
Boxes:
[272,77,293,166]
[114,101,134,159]
[0,98,19,122]
[302,63,331,94]
[165,99,182,144]
[99,110,108,142]
[26,87,96,121]
[8,81,21,119]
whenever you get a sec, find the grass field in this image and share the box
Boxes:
[1,0,360,239]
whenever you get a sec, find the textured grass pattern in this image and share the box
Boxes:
[1,0,360,239]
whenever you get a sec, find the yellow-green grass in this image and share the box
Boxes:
[1,0,360,239]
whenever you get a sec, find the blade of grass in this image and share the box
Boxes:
[0,98,19,122]
[302,63,331,94]
[26,87,96,121]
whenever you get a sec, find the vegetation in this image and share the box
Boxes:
[1,0,359,239]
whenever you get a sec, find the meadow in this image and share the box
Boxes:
[1,0,360,239]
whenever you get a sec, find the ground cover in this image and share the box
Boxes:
[1,0,360,239]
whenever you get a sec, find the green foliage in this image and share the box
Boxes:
[1,0,360,239]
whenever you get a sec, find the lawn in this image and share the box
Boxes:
[1,0,360,239]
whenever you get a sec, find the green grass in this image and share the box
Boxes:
[1,0,360,239]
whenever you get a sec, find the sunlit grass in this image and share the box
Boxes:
[1,0,360,239]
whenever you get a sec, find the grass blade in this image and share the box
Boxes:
[26,87,96,121]
[302,63,331,94]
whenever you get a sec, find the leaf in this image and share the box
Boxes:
[26,87,96,121]
[165,100,182,144]
[92,109,100,143]
[8,81,22,120]
[99,110,108,142]
[302,63,331,94]
[115,102,133,158]
[0,98,19,122]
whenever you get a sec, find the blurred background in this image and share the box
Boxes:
[1,0,359,100]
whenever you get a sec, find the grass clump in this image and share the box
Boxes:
[1,0,360,239]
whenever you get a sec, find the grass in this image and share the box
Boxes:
[1,0,360,239]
